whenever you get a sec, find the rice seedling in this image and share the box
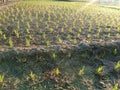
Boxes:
[112,83,118,90]
[26,38,31,46]
[51,52,57,60]
[17,21,20,29]
[29,34,33,39]
[27,22,31,29]
[73,39,77,45]
[78,66,85,76]
[96,66,104,76]
[0,74,4,83]
[49,28,53,33]
[46,40,51,46]
[114,61,120,70]
[0,30,3,35]
[55,68,60,76]
[113,48,118,55]
[77,33,81,38]
[67,51,71,58]
[58,37,63,44]
[26,29,30,34]
[9,37,13,48]
[61,28,64,33]
[29,71,35,81]
[42,32,46,39]
[3,34,7,40]
[14,30,20,38]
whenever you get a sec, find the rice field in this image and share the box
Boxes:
[0,1,120,90]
